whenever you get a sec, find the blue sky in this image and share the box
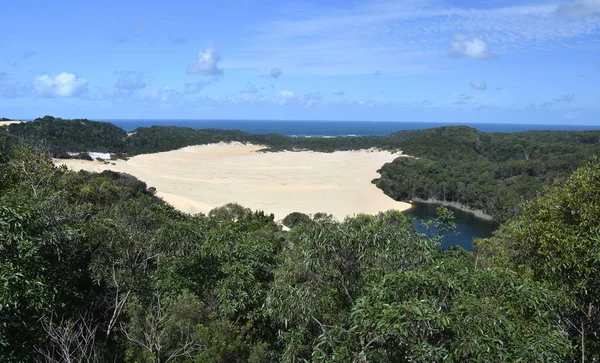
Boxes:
[1,0,599,124]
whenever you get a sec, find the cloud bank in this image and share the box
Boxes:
[114,71,146,91]
[34,73,88,98]
[270,67,282,78]
[187,47,224,76]
[469,81,487,90]
[556,0,600,18]
[451,36,494,59]
[184,80,214,95]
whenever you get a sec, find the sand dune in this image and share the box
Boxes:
[0,120,25,127]
[56,142,411,220]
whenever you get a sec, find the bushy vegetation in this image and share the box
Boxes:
[374,126,600,221]
[3,139,599,361]
[281,211,310,228]
[0,116,127,157]
[475,158,600,361]
[0,116,399,157]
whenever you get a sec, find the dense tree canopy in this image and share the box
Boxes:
[475,158,600,361]
[1,116,127,156]
[374,126,600,221]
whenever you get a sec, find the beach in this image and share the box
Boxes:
[56,142,411,220]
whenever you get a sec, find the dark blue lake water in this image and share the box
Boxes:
[405,202,498,251]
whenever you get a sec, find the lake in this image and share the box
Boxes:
[405,202,498,251]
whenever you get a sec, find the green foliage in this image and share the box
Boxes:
[195,319,270,363]
[475,159,600,360]
[1,115,127,156]
[0,143,99,361]
[419,205,458,244]
[374,127,600,221]
[267,211,437,361]
[344,253,572,362]
[0,141,287,361]
[124,291,204,362]
[281,211,310,228]
[0,206,49,362]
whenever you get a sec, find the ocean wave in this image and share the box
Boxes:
[289,134,362,138]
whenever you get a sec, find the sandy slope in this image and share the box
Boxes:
[0,120,25,127]
[56,142,411,220]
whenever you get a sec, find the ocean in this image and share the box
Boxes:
[106,119,600,136]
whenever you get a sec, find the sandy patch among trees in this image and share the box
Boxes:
[56,142,411,220]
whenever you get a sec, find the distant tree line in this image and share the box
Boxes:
[0,116,407,157]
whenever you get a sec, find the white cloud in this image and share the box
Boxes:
[34,72,88,98]
[451,35,494,59]
[270,67,282,78]
[276,90,296,104]
[539,93,575,108]
[187,47,224,76]
[554,93,575,102]
[454,93,474,105]
[241,82,258,94]
[114,71,146,91]
[0,73,29,98]
[184,80,214,95]
[226,1,600,75]
[147,86,181,103]
[469,80,487,90]
[557,0,600,18]
[168,34,188,44]
[564,110,582,119]
[83,87,112,101]
[186,88,326,107]
[276,90,322,106]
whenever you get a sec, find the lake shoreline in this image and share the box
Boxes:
[412,198,495,221]
[406,201,498,250]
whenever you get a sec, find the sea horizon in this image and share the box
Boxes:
[97,119,600,136]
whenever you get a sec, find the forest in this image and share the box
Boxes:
[374,126,600,221]
[1,138,599,362]
[1,118,600,361]
[2,116,600,221]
